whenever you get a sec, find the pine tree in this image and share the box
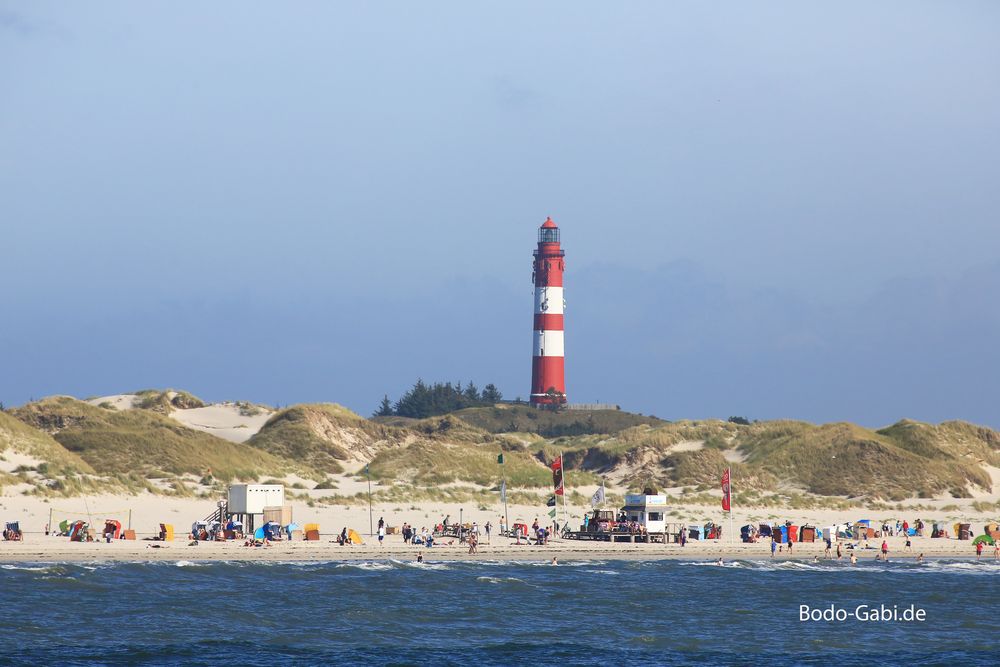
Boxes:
[482,384,502,403]
[374,395,393,417]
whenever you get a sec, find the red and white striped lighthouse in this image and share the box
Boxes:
[530,217,567,406]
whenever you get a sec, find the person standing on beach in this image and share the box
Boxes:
[485,521,491,543]
[976,541,984,561]
[836,542,842,560]
[467,531,478,555]
[770,538,777,559]
[378,523,386,546]
[994,543,999,561]
[881,540,888,561]
[824,536,832,558]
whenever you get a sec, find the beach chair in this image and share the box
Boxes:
[4,522,23,541]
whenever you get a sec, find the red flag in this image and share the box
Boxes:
[551,455,564,496]
[721,467,731,512]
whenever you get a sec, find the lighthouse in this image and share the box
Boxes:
[530,217,567,406]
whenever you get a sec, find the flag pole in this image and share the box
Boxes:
[366,464,373,537]
[501,454,509,536]
[560,451,567,537]
[729,467,735,545]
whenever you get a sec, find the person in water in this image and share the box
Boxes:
[850,553,857,565]
[551,557,558,566]
[416,552,423,563]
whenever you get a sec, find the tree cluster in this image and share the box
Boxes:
[374,380,503,419]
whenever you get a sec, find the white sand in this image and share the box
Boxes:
[84,394,274,443]
[167,403,274,443]
[1,491,996,562]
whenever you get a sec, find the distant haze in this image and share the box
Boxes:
[1,3,998,427]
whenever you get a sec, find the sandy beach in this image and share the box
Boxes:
[1,493,994,563]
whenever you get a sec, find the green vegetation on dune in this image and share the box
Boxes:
[133,389,206,413]
[446,405,664,437]
[367,437,599,488]
[11,397,287,481]
[0,410,94,475]
[738,420,992,500]
[247,403,406,474]
[6,390,1000,506]
[877,419,1000,465]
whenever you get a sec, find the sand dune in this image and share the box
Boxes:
[85,394,273,443]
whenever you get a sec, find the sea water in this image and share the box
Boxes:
[1,558,997,665]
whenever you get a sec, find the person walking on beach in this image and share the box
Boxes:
[467,531,478,555]
[378,524,386,546]
[994,543,999,561]
[881,540,888,561]
[485,521,491,544]
[378,517,385,531]
[824,536,832,559]
[770,538,777,559]
[976,541,984,561]
[836,542,842,560]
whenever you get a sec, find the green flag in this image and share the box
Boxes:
[548,507,557,518]
[497,453,504,464]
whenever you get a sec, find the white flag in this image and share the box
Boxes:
[591,484,605,507]
[500,480,507,504]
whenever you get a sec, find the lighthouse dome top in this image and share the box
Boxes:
[538,217,560,244]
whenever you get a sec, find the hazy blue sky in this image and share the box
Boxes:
[2,2,998,427]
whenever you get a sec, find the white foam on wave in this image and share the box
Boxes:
[0,564,51,572]
[174,560,200,567]
[335,561,394,571]
[476,575,528,585]
[584,569,620,575]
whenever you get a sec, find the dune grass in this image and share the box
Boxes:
[11,397,289,482]
[247,403,407,475]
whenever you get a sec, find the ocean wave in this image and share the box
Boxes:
[0,564,53,572]
[475,575,528,585]
[335,561,394,571]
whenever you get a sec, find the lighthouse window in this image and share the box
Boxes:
[539,228,560,244]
